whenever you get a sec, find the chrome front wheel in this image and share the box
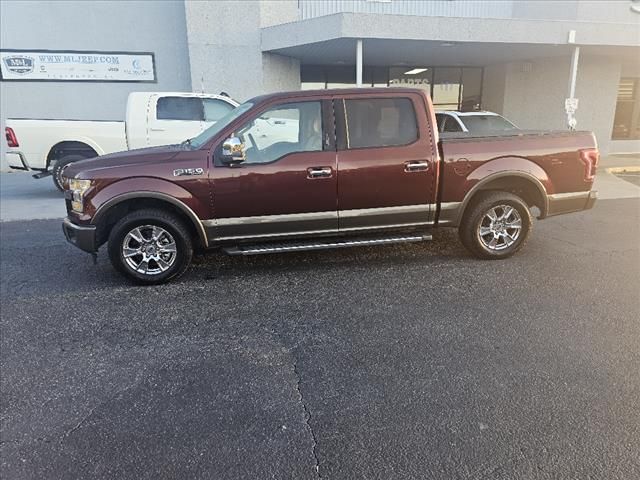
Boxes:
[108,209,193,284]
[122,225,177,275]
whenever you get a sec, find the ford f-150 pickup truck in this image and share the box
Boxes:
[4,91,238,190]
[61,88,599,284]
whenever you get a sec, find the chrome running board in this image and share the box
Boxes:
[223,234,432,256]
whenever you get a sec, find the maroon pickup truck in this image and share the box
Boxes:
[62,88,598,284]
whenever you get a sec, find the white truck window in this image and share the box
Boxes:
[462,115,517,133]
[157,97,203,121]
[443,116,463,132]
[203,99,235,122]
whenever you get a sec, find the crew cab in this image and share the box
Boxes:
[435,110,518,134]
[4,91,238,190]
[61,88,599,284]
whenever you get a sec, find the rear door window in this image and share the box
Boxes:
[343,98,418,149]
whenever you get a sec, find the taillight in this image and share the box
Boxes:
[579,148,599,182]
[5,127,19,148]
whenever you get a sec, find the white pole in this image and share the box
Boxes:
[566,45,580,130]
[568,45,580,99]
[356,39,363,87]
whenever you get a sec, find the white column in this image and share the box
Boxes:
[568,45,580,99]
[566,45,580,130]
[356,39,363,87]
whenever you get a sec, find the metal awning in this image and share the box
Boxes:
[261,12,640,66]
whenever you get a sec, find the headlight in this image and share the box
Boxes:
[69,179,92,213]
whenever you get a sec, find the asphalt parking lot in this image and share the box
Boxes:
[1,182,639,478]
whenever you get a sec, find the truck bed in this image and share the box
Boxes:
[438,129,598,207]
[5,118,126,170]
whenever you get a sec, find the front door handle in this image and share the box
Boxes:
[307,166,332,179]
[404,161,429,173]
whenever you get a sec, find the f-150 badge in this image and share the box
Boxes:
[173,168,204,176]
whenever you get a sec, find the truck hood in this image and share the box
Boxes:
[64,144,185,178]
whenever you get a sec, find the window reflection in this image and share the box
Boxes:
[612,78,640,140]
[461,68,482,111]
[389,67,431,91]
[301,65,484,111]
[432,68,461,109]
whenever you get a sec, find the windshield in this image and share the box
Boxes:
[461,115,518,133]
[189,102,254,148]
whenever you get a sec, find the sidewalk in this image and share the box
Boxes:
[0,172,66,222]
[598,154,640,171]
[594,154,640,200]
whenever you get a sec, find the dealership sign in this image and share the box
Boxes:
[0,50,155,82]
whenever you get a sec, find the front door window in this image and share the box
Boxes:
[235,101,323,164]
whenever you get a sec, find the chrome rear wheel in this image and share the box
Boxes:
[477,205,523,251]
[458,191,532,260]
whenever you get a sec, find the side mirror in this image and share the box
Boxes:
[221,136,245,165]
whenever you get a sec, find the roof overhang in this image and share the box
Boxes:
[261,13,640,66]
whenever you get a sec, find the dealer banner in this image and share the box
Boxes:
[0,50,155,82]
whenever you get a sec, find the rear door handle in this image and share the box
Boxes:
[404,161,429,173]
[307,166,332,179]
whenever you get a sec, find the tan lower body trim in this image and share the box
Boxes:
[205,204,433,241]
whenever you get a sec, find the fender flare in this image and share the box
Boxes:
[92,190,208,248]
[457,169,550,225]
[55,136,106,155]
[46,137,105,168]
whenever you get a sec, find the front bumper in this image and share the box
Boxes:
[62,217,97,253]
[547,190,597,217]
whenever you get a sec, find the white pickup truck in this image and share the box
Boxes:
[4,91,238,190]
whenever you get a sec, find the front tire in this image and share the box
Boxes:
[107,209,193,284]
[459,191,532,259]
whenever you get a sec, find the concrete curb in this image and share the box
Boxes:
[606,166,640,174]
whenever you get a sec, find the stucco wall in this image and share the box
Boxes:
[0,0,191,170]
[486,55,622,154]
[184,0,299,103]
[573,55,622,154]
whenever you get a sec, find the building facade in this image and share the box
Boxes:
[1,0,639,169]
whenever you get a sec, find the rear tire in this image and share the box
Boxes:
[459,191,532,259]
[52,154,87,191]
[107,209,193,284]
